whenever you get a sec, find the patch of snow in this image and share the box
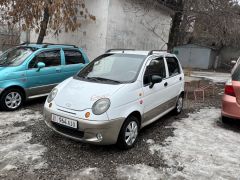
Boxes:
[148,108,240,179]
[116,164,162,180]
[191,71,230,83]
[67,168,103,180]
[0,109,47,173]
[2,165,17,171]
[146,139,155,145]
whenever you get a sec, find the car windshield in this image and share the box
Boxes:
[77,53,146,84]
[0,47,34,66]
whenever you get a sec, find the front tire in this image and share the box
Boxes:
[117,116,139,150]
[0,89,24,111]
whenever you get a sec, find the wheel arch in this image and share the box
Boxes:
[125,111,142,128]
[0,85,26,100]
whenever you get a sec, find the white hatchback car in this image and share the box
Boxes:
[44,49,184,149]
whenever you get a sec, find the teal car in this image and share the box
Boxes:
[0,43,89,111]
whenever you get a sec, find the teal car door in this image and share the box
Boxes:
[26,49,63,97]
[62,49,87,79]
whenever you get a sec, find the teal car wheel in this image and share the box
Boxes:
[0,88,24,111]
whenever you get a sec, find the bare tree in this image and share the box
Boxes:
[0,0,96,44]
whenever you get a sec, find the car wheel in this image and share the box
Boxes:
[174,95,184,115]
[222,116,232,124]
[117,116,139,150]
[0,89,24,111]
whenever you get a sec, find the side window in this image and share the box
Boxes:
[144,57,166,85]
[166,57,181,77]
[29,50,61,69]
[64,50,85,65]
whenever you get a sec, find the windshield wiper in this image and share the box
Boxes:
[90,77,121,84]
[78,76,100,82]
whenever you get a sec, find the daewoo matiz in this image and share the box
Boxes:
[44,49,184,149]
[0,43,89,111]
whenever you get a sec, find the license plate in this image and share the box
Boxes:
[51,114,78,129]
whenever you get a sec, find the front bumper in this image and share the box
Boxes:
[222,95,240,119]
[44,107,125,145]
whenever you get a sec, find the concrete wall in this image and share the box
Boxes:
[106,0,172,51]
[21,0,172,60]
[219,47,240,64]
[174,44,213,69]
[21,0,110,60]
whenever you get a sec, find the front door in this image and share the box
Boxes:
[142,56,169,126]
[26,49,63,97]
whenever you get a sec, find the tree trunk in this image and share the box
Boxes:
[168,0,183,51]
[37,6,50,44]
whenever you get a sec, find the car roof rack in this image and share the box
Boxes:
[42,43,78,48]
[148,50,167,56]
[106,49,135,53]
[20,41,31,45]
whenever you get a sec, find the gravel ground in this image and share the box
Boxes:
[0,81,235,180]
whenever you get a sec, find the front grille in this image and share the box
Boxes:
[52,122,84,138]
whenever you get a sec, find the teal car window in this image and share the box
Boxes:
[0,47,33,66]
[64,50,85,65]
[29,50,61,68]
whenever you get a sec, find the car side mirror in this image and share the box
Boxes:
[149,75,162,88]
[231,60,237,65]
[37,62,45,72]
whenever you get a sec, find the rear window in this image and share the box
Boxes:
[232,64,240,81]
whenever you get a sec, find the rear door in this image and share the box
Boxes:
[232,64,240,104]
[165,56,184,101]
[26,49,63,97]
[62,49,86,79]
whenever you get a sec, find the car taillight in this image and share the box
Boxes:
[225,84,236,97]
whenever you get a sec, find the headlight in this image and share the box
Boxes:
[92,98,111,115]
[47,88,58,103]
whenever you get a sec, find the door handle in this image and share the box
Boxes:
[56,68,61,73]
[164,82,168,87]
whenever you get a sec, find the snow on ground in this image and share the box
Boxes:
[191,71,230,83]
[148,108,240,179]
[0,109,47,174]
[67,168,103,180]
[117,164,162,180]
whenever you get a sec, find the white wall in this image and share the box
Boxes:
[22,0,110,60]
[106,0,171,51]
[21,0,172,60]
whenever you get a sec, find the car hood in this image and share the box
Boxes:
[55,78,125,111]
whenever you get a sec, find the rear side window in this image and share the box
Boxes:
[166,57,181,76]
[232,64,240,81]
[29,50,61,68]
[144,57,166,85]
[64,50,85,65]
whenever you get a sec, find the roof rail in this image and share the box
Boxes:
[42,43,78,48]
[148,50,167,56]
[20,42,31,45]
[106,49,135,53]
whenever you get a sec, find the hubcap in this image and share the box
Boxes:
[125,121,138,146]
[5,92,22,109]
[177,97,183,113]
